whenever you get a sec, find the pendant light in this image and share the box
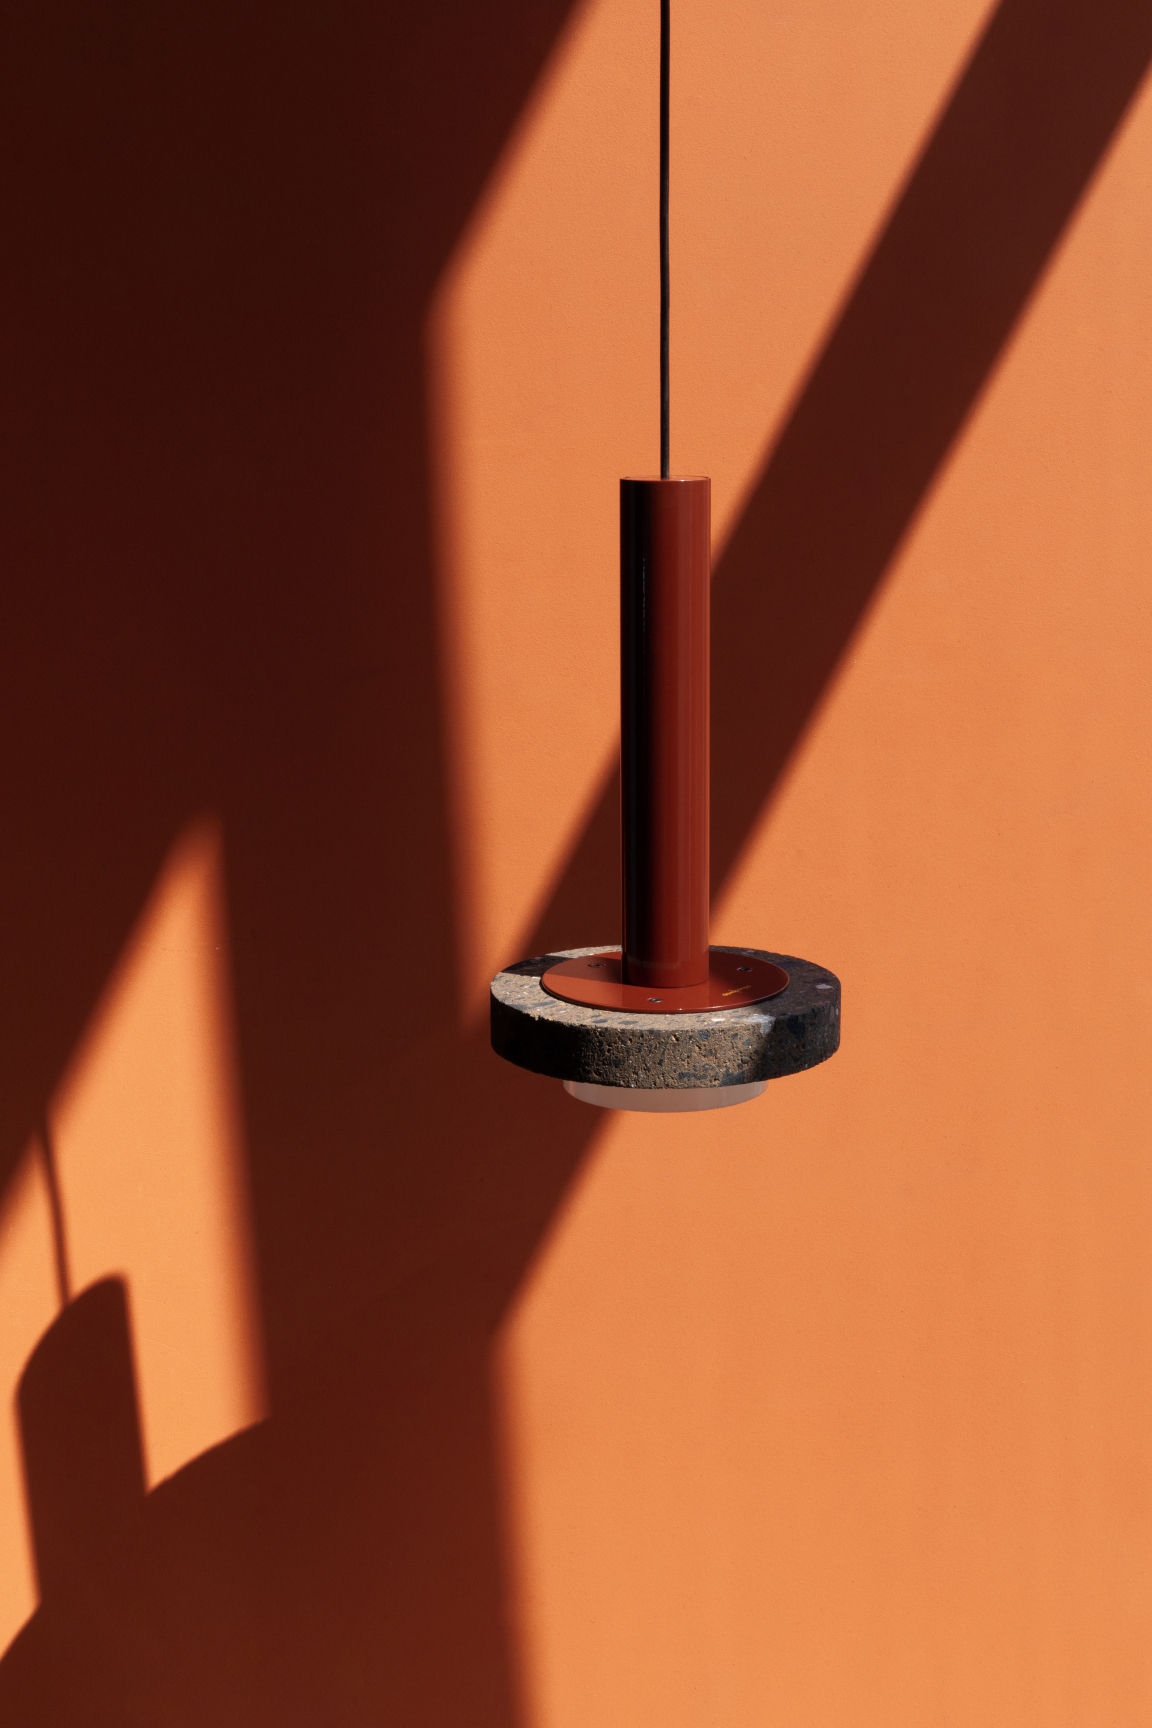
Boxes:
[490,1,840,1110]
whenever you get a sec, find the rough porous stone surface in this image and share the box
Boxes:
[491,945,840,1090]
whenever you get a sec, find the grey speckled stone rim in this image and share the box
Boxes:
[491,945,840,1090]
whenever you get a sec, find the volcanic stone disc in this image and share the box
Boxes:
[491,945,840,1091]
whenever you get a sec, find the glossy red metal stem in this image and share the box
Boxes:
[620,476,710,989]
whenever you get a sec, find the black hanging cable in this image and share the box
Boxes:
[660,0,670,478]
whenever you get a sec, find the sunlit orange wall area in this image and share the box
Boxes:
[438,1,1152,1722]
[0,827,264,1648]
[1,0,1151,1723]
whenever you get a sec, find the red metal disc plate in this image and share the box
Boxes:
[541,949,789,1014]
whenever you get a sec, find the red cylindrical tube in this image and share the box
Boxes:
[620,476,710,989]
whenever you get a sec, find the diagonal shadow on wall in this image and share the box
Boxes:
[532,0,1152,956]
[0,0,1149,1724]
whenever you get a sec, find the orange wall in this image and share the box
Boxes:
[0,1,1150,1723]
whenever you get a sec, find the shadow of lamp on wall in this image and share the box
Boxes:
[16,1126,145,1607]
[0,821,266,1654]
[490,0,840,1112]
[18,1278,146,1604]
